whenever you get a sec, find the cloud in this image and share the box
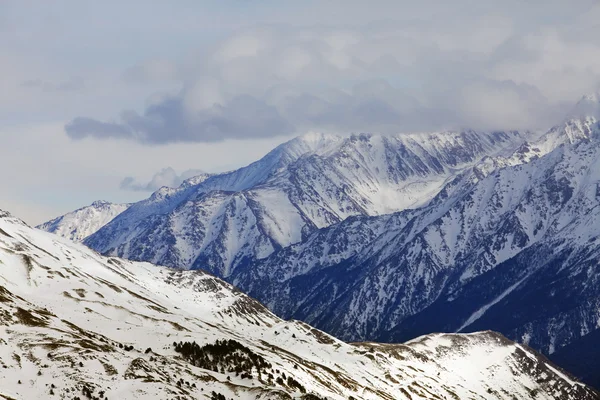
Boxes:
[65,117,134,140]
[452,79,556,130]
[60,2,600,141]
[122,59,179,84]
[120,167,206,192]
[66,93,294,143]
[21,77,84,92]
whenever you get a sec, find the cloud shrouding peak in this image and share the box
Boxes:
[120,167,207,192]
[64,2,600,143]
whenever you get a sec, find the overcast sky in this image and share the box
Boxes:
[2,0,600,224]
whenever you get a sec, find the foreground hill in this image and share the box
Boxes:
[1,209,596,399]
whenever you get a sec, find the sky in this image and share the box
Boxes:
[2,0,600,224]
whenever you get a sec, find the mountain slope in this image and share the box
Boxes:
[55,130,526,277]
[231,99,600,367]
[0,209,598,400]
[37,200,131,242]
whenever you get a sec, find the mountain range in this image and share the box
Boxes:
[39,91,600,388]
[70,130,525,278]
[4,209,596,399]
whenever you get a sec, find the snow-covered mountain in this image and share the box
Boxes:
[227,94,600,386]
[37,200,131,242]
[40,130,526,277]
[3,210,595,399]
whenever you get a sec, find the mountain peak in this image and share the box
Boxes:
[0,209,29,226]
[91,200,111,207]
[526,91,600,154]
[279,131,343,157]
[568,91,600,120]
[581,91,600,103]
[37,201,131,242]
[0,209,13,219]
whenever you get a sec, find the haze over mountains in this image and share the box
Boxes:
[39,91,600,387]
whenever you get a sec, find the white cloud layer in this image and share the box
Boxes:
[63,1,600,142]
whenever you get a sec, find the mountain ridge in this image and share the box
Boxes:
[4,208,597,399]
[37,200,131,242]
[42,129,527,278]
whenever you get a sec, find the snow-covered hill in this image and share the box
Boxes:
[0,209,597,400]
[40,130,526,277]
[37,200,131,242]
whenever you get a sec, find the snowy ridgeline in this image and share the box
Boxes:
[1,210,598,400]
[40,130,527,277]
[37,201,131,242]
[36,92,600,388]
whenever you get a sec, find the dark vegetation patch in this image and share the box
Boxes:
[0,286,13,303]
[15,307,49,327]
[169,321,190,332]
[18,236,60,260]
[21,254,35,277]
[210,392,228,400]
[309,328,335,345]
[95,278,123,293]
[124,357,170,382]
[301,394,328,400]
[174,339,271,378]
[101,361,118,376]
[41,338,74,351]
[61,320,114,352]
[47,269,67,279]
[122,287,166,310]
[147,304,170,313]
[260,340,358,391]
[0,228,14,238]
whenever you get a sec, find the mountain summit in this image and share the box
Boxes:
[568,91,600,120]
[37,200,131,242]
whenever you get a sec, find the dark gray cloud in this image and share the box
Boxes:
[120,167,206,192]
[66,94,294,143]
[65,117,134,140]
